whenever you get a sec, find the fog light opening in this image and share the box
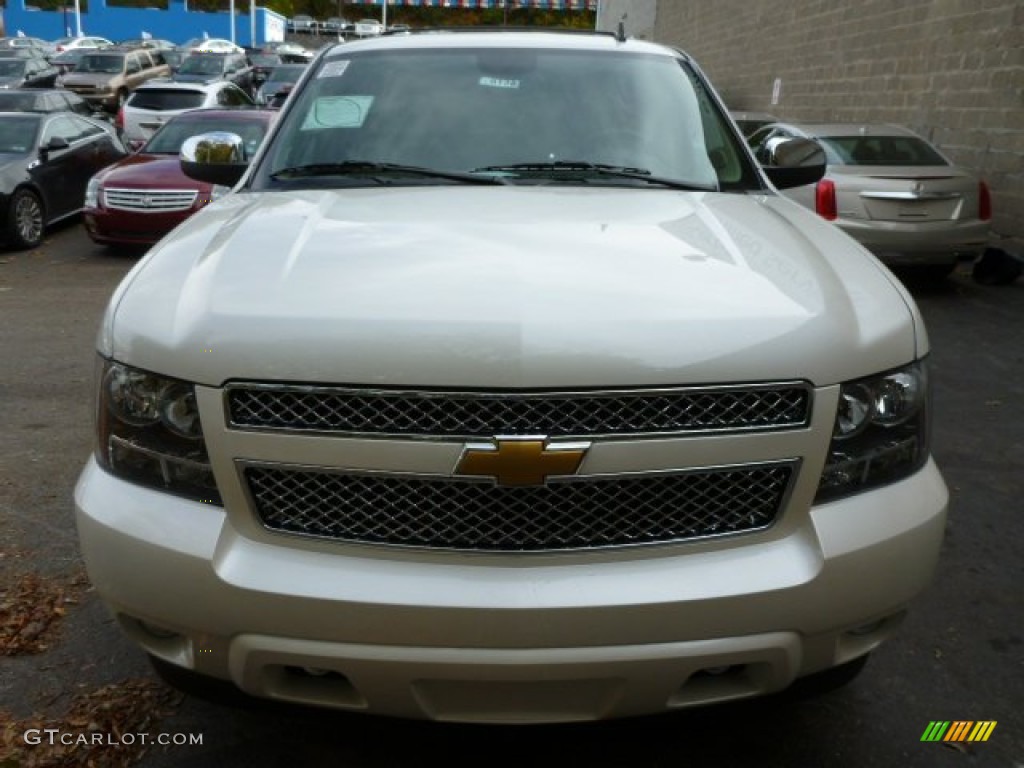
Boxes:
[138,620,181,640]
[696,665,735,677]
[847,619,885,637]
[262,665,366,709]
[299,666,333,677]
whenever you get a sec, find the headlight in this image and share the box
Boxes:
[95,359,221,504]
[816,360,930,503]
[84,176,102,208]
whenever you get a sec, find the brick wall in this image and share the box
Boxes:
[647,0,1023,249]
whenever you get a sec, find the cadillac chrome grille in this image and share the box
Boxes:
[226,385,810,437]
[103,188,198,213]
[245,463,794,551]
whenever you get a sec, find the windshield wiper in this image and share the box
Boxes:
[473,161,718,191]
[270,161,508,185]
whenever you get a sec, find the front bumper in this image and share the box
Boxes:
[75,451,946,722]
[84,208,193,247]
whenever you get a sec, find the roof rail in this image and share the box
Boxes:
[379,26,619,40]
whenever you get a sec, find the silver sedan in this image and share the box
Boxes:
[749,122,992,278]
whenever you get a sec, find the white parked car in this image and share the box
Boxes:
[178,37,244,55]
[116,79,254,147]
[52,35,113,53]
[353,18,383,37]
[77,30,947,724]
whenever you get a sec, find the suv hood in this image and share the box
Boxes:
[106,187,922,388]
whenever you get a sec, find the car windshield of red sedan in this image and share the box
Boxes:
[145,116,268,156]
[817,136,949,166]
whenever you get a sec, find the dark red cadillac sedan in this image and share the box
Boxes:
[83,108,274,248]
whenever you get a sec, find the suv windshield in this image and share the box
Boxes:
[256,45,755,190]
[76,54,125,74]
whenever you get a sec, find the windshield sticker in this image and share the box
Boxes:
[479,76,520,90]
[318,60,350,79]
[301,96,374,130]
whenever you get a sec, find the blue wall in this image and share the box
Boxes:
[3,0,287,47]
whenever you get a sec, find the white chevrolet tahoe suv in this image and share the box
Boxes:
[75,29,948,723]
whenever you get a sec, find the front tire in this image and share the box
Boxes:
[7,188,44,249]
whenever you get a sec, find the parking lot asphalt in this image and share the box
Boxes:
[0,221,1021,767]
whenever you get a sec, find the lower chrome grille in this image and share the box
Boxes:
[104,188,198,213]
[244,463,794,552]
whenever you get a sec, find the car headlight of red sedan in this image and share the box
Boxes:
[85,176,102,209]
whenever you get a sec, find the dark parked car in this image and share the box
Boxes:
[173,52,255,97]
[50,49,90,76]
[0,88,94,116]
[0,111,127,248]
[249,53,282,90]
[84,108,274,248]
[0,56,59,88]
[162,49,187,73]
[254,64,306,105]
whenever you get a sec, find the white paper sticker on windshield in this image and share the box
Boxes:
[301,96,374,130]
[319,60,350,79]
[479,76,520,90]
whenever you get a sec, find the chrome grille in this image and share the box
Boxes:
[226,385,811,438]
[103,188,198,213]
[244,463,794,552]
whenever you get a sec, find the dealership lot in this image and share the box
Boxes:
[0,222,1021,766]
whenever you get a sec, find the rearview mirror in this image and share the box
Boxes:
[760,137,827,189]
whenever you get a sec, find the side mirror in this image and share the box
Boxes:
[39,135,70,159]
[180,131,248,187]
[760,137,827,190]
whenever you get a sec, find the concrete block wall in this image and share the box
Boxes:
[649,0,1023,249]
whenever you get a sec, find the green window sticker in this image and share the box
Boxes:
[301,96,375,130]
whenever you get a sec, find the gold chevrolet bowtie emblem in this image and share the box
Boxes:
[455,438,590,487]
